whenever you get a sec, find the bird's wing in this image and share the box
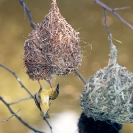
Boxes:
[34,93,41,111]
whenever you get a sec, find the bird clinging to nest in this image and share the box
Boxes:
[34,84,59,118]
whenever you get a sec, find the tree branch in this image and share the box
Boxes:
[9,96,32,105]
[0,64,34,98]
[74,69,86,85]
[113,6,130,11]
[103,8,111,36]
[19,0,35,29]
[0,96,44,133]
[94,0,133,31]
[0,110,20,123]
[0,63,53,132]
[43,117,53,133]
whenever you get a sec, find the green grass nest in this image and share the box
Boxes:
[80,35,133,124]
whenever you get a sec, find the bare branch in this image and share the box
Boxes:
[103,8,111,36]
[94,0,133,31]
[113,6,130,11]
[19,0,35,29]
[74,69,86,85]
[0,96,44,133]
[0,64,34,98]
[0,110,20,123]
[9,96,32,105]
[43,117,53,133]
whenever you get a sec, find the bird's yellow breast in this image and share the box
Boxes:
[40,90,52,115]
[40,89,52,103]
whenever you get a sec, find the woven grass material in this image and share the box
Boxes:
[80,35,133,124]
[24,0,82,82]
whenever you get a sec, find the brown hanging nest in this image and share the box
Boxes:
[24,0,82,82]
[80,35,133,124]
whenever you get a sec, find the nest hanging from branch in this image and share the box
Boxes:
[80,35,133,124]
[23,0,82,82]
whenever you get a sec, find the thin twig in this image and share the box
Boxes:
[19,0,35,29]
[113,6,130,11]
[0,96,44,133]
[94,0,133,31]
[103,7,117,65]
[74,69,86,85]
[9,96,32,105]
[0,64,34,98]
[43,117,53,133]
[103,8,111,36]
[0,110,20,123]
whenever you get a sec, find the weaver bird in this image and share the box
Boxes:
[34,84,59,118]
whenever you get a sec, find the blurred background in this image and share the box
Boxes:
[0,0,133,133]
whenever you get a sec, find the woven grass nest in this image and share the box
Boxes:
[24,0,82,82]
[80,35,133,124]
